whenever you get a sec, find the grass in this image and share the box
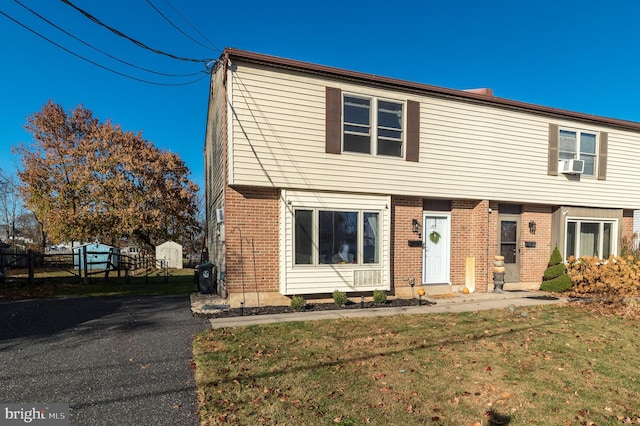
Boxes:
[0,267,196,299]
[193,303,640,425]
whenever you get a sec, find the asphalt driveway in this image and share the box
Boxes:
[0,295,209,425]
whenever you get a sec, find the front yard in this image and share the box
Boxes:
[194,303,640,425]
[0,267,196,299]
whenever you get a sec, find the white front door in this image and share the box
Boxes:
[422,213,450,284]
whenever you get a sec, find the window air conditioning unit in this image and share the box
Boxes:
[215,208,225,223]
[559,159,584,174]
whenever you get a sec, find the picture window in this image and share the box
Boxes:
[294,209,380,265]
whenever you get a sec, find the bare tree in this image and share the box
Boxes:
[16,211,44,249]
[0,171,24,245]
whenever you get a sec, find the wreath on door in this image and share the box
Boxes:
[429,230,441,244]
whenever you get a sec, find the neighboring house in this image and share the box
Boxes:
[73,242,120,271]
[0,226,34,249]
[156,241,183,269]
[205,48,639,308]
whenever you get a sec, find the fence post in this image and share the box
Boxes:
[28,250,34,286]
[105,249,112,280]
[117,252,121,279]
[83,246,88,285]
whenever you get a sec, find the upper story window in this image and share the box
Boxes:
[559,129,597,176]
[343,95,404,157]
[326,87,419,162]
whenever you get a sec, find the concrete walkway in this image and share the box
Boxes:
[192,290,566,329]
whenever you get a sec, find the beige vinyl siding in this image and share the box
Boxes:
[279,190,391,295]
[229,61,640,209]
[205,67,227,265]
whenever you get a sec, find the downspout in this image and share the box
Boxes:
[487,204,492,292]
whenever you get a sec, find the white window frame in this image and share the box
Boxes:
[293,208,382,267]
[558,128,598,177]
[342,94,405,158]
[564,216,617,260]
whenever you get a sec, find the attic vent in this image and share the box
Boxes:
[353,269,382,287]
[559,159,585,174]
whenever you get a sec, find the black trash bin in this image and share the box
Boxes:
[195,263,216,294]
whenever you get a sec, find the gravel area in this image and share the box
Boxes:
[0,295,209,425]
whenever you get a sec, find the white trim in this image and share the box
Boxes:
[279,190,288,294]
[422,211,451,285]
[558,127,598,178]
[342,92,406,159]
[564,215,618,259]
[280,190,391,294]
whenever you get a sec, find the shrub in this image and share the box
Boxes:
[620,235,640,262]
[332,289,348,307]
[548,246,563,267]
[541,246,571,293]
[543,263,566,280]
[290,295,305,311]
[567,256,640,300]
[540,274,572,292]
[373,290,387,304]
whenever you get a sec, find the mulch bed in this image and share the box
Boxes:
[196,297,436,319]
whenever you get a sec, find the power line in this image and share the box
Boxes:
[145,0,217,53]
[14,0,204,78]
[162,0,221,52]
[59,0,212,64]
[0,9,209,86]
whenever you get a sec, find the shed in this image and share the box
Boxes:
[73,242,120,271]
[156,240,183,269]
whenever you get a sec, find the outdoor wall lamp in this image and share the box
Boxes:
[528,220,536,234]
[412,219,421,235]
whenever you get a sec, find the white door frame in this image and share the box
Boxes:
[422,211,451,285]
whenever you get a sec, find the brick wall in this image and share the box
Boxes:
[623,210,634,246]
[472,200,490,292]
[391,196,423,291]
[224,186,280,294]
[391,198,497,293]
[220,188,601,301]
[451,200,490,292]
[520,205,553,283]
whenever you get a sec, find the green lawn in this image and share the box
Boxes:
[193,303,640,425]
[0,268,196,299]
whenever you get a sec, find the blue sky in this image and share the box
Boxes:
[2,1,640,193]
